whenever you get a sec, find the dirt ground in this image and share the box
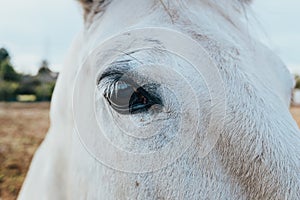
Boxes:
[0,103,299,200]
[290,106,300,128]
[0,103,49,200]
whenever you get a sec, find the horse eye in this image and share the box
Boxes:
[104,80,163,114]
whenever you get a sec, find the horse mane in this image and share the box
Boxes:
[78,0,252,22]
[78,0,111,21]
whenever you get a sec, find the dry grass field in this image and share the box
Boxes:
[290,106,300,128]
[0,103,49,200]
[0,103,299,200]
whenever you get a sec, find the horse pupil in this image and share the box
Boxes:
[106,81,162,114]
[110,82,134,107]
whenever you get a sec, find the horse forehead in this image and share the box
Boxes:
[82,0,292,104]
[80,0,251,22]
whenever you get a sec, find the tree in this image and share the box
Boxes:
[0,48,20,82]
[35,82,55,101]
[0,60,20,82]
[296,81,300,89]
[17,77,41,94]
[0,48,9,62]
[38,60,51,74]
[0,81,19,101]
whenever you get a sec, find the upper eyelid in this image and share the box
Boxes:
[97,60,158,91]
[97,60,133,85]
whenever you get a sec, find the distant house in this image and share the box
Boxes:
[20,67,58,86]
[17,66,58,101]
[35,66,59,83]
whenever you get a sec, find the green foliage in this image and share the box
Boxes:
[0,48,57,102]
[35,82,56,101]
[17,84,36,95]
[295,75,300,89]
[38,60,51,74]
[0,82,19,101]
[17,78,41,94]
[0,48,20,82]
[296,82,300,89]
[0,60,20,82]
[0,48,9,62]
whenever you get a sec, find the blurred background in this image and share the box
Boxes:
[0,0,299,199]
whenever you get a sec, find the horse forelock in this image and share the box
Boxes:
[78,0,252,23]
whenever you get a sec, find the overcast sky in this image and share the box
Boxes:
[0,0,82,74]
[0,0,299,75]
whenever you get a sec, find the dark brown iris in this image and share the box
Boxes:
[105,80,162,115]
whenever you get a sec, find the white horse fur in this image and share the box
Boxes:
[19,0,300,199]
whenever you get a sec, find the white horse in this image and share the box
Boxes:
[19,0,300,199]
